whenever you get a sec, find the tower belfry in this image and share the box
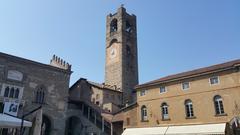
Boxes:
[105,6,139,104]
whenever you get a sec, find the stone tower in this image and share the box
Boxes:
[105,6,139,104]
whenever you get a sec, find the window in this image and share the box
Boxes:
[4,87,9,97]
[110,19,118,32]
[161,103,169,120]
[0,102,4,113]
[139,90,146,96]
[160,86,166,93]
[3,86,20,99]
[14,88,19,98]
[125,21,132,33]
[210,76,219,85]
[214,95,225,115]
[141,105,148,121]
[185,100,194,118]
[9,87,14,98]
[182,82,190,90]
[35,85,45,104]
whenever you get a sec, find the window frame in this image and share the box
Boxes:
[160,86,167,94]
[182,82,190,90]
[161,103,169,120]
[209,76,220,85]
[141,105,148,121]
[2,84,22,99]
[214,95,225,115]
[139,90,146,97]
[185,100,195,118]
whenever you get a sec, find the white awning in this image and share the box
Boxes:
[0,113,32,128]
[166,123,226,134]
[122,123,226,135]
[122,126,168,135]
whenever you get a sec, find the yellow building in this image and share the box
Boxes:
[122,59,240,135]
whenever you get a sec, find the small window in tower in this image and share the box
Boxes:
[126,21,132,33]
[110,19,118,32]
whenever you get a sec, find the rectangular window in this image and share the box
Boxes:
[139,90,146,96]
[182,82,190,90]
[210,76,219,85]
[160,86,166,93]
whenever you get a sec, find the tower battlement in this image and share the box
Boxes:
[50,55,71,70]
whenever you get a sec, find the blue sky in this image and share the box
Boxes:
[0,0,239,85]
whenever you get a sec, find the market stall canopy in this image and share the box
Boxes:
[0,113,32,128]
[122,123,226,135]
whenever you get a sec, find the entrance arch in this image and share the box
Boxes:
[65,116,82,135]
[41,115,51,135]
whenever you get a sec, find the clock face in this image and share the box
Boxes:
[110,48,117,59]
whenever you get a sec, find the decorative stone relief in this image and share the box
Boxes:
[7,70,23,81]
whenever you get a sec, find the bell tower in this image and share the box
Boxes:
[105,6,138,104]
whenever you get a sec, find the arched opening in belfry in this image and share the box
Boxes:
[110,19,118,32]
[65,116,82,135]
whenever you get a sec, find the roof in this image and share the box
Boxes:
[70,78,122,93]
[0,52,72,74]
[136,59,240,89]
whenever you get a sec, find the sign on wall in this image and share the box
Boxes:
[3,100,19,116]
[7,70,23,81]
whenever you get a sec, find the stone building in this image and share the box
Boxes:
[0,53,71,135]
[122,59,240,135]
[67,6,139,135]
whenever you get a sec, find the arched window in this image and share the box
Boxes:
[185,100,194,118]
[35,86,45,104]
[214,95,224,115]
[110,19,118,32]
[161,103,169,120]
[9,87,14,98]
[14,88,19,98]
[141,105,148,121]
[4,87,9,97]
[125,21,132,33]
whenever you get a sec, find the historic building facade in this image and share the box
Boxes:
[122,59,240,135]
[0,53,71,135]
[67,6,139,135]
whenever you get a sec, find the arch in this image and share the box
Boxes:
[213,95,225,115]
[41,115,52,135]
[14,88,19,98]
[9,87,14,98]
[65,116,82,135]
[109,39,118,46]
[110,19,118,32]
[126,20,132,33]
[161,102,169,119]
[185,99,194,118]
[4,86,9,97]
[35,85,46,104]
[141,105,147,121]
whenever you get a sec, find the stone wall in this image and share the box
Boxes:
[0,52,71,135]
